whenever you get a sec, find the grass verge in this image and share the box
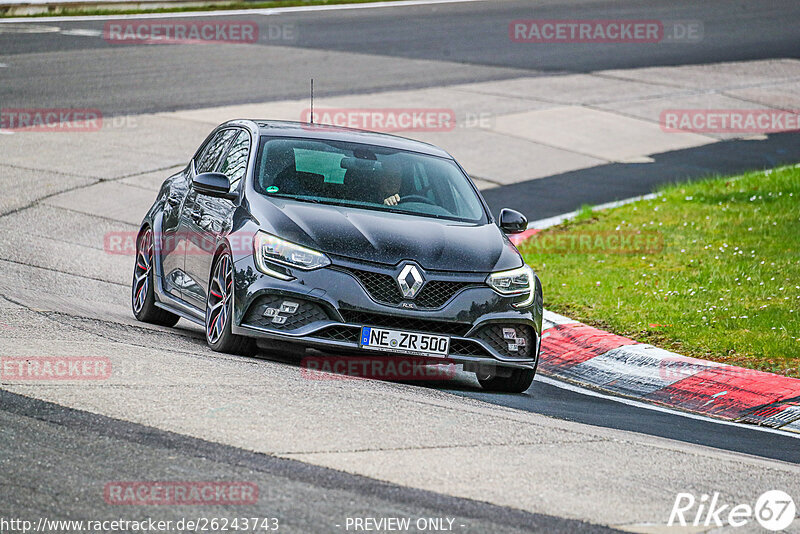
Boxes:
[1,0,395,19]
[520,164,800,376]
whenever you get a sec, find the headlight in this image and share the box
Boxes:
[486,265,535,308]
[254,231,330,279]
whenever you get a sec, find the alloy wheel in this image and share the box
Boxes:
[132,228,153,314]
[206,253,233,344]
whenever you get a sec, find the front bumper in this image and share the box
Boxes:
[230,255,543,370]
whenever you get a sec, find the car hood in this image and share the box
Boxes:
[251,197,523,273]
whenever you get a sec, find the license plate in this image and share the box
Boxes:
[359,327,450,358]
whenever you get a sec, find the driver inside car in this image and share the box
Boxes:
[379,160,404,206]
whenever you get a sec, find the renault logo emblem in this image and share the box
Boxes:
[397,264,424,299]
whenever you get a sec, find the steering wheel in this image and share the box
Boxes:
[399,194,436,205]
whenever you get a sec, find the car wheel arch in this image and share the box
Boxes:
[209,242,232,282]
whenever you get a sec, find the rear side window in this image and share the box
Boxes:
[219,131,250,188]
[196,129,237,174]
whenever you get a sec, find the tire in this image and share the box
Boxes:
[132,227,180,327]
[205,250,255,355]
[477,367,535,393]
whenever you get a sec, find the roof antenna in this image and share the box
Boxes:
[310,78,314,124]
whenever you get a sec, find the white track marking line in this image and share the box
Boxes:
[528,193,661,229]
[536,375,800,439]
[60,28,102,36]
[0,0,488,23]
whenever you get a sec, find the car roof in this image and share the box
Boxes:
[224,119,453,159]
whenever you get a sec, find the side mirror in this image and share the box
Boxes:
[193,172,233,198]
[498,208,527,234]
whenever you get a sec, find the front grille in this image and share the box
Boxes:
[417,280,478,308]
[243,295,330,330]
[315,325,360,343]
[347,269,403,304]
[450,339,490,357]
[475,324,535,359]
[339,310,471,337]
[342,267,479,308]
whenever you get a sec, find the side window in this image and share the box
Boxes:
[219,131,250,188]
[196,130,237,174]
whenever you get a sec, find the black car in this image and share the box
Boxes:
[132,120,543,392]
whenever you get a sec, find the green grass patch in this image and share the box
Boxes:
[520,165,800,376]
[1,0,394,18]
[572,203,596,223]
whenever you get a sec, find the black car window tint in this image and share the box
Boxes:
[196,129,237,174]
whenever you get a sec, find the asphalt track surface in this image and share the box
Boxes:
[0,389,617,533]
[449,379,800,465]
[2,0,800,531]
[1,0,799,114]
[2,0,800,220]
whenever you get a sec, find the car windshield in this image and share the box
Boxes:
[254,136,487,223]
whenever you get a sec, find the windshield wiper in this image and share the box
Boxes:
[268,194,324,204]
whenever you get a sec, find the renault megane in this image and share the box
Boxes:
[132,120,543,392]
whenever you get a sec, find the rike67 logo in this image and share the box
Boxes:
[669,490,796,531]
